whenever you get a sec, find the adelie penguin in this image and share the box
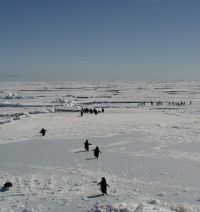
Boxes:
[40,128,47,136]
[80,109,84,117]
[97,177,110,195]
[84,139,92,151]
[92,146,102,158]
[3,181,13,189]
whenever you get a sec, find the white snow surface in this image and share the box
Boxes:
[0,81,200,211]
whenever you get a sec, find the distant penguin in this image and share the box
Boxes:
[92,146,102,158]
[97,177,110,195]
[40,128,47,136]
[93,108,98,115]
[3,181,12,188]
[84,139,92,151]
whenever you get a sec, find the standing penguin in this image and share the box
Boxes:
[97,177,110,195]
[92,146,102,158]
[40,128,47,136]
[84,139,92,151]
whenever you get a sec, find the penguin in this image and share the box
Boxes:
[40,128,47,136]
[92,107,98,115]
[3,181,12,188]
[92,146,102,158]
[97,177,110,195]
[84,139,92,151]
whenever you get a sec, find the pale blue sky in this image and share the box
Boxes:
[0,0,200,81]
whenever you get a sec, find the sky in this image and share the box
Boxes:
[0,0,200,81]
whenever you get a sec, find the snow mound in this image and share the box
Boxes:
[87,202,172,212]
[4,92,24,99]
[146,198,160,205]
[170,204,194,212]
[87,202,131,212]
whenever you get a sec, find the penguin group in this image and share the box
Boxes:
[84,139,102,159]
[37,109,109,196]
[138,100,188,107]
[38,134,107,194]
[80,107,104,117]
[83,139,109,194]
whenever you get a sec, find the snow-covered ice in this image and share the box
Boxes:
[0,81,200,211]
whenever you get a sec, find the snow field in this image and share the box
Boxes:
[1,81,200,211]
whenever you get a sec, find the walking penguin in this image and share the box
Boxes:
[40,128,47,136]
[80,109,84,117]
[97,177,110,195]
[84,139,92,151]
[92,146,102,158]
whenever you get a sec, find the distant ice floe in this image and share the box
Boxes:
[53,98,81,112]
[54,98,76,107]
[2,92,33,99]
[0,101,57,108]
[0,102,23,107]
[0,112,25,124]
[54,108,80,112]
[0,119,11,124]
[28,110,49,114]
[4,92,23,99]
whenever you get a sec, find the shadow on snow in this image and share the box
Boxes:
[75,150,87,153]
[86,158,97,160]
[87,194,103,198]
[0,187,9,192]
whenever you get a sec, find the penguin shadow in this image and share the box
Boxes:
[36,134,46,137]
[86,157,97,160]
[0,187,9,192]
[87,194,103,198]
[75,150,87,153]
